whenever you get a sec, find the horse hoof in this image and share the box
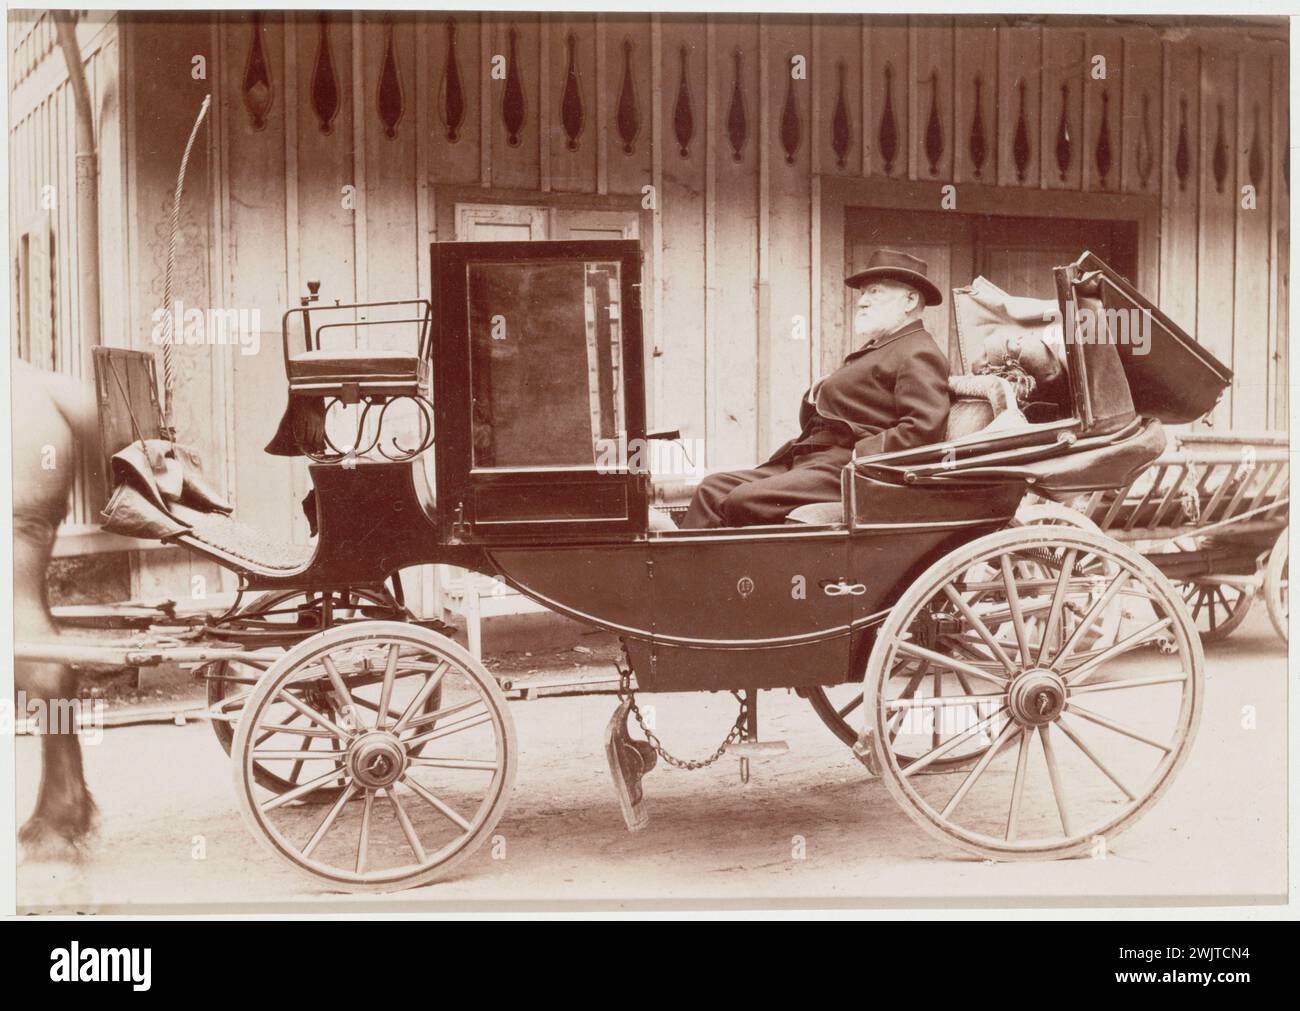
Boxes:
[19,813,97,865]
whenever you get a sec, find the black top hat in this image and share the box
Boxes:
[845,249,943,306]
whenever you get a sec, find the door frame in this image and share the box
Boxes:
[816,175,1160,374]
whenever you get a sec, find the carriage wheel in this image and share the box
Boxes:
[1264,530,1288,643]
[866,527,1202,861]
[232,621,516,892]
[1177,579,1254,643]
[208,587,420,802]
[808,519,1122,768]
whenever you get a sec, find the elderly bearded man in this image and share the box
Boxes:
[680,250,951,528]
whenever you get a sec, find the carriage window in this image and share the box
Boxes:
[467,259,625,468]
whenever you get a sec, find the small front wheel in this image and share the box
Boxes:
[232,621,516,892]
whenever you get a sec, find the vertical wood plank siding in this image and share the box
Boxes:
[8,14,1290,571]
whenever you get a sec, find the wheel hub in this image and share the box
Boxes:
[1007,669,1067,727]
[347,732,408,789]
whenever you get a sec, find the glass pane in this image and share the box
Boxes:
[467,260,625,468]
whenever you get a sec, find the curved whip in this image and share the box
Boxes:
[160,93,212,434]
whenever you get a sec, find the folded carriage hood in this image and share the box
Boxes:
[1071,252,1232,425]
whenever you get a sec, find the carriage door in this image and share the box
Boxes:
[432,240,649,542]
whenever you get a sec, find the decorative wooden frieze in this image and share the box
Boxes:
[831,61,851,170]
[726,49,748,162]
[969,73,988,179]
[673,45,694,158]
[924,70,943,176]
[502,25,525,147]
[440,19,465,142]
[780,56,800,164]
[1175,97,1190,191]
[1012,79,1031,183]
[1212,101,1229,194]
[616,37,639,155]
[376,18,403,139]
[1135,92,1154,190]
[1054,83,1072,181]
[1094,89,1112,188]
[242,12,273,131]
[1248,103,1264,193]
[879,62,899,175]
[310,13,339,135]
[560,32,584,151]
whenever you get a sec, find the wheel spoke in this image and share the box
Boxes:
[900,706,1008,778]
[1038,725,1072,837]
[1000,555,1032,662]
[253,747,347,760]
[392,663,449,733]
[262,764,354,812]
[1054,716,1137,801]
[384,787,427,864]
[836,693,865,720]
[403,708,492,750]
[1065,703,1173,753]
[405,696,492,732]
[349,695,406,724]
[884,692,1005,711]
[1069,672,1190,695]
[401,775,474,832]
[355,790,374,874]
[1005,728,1031,841]
[1037,548,1078,664]
[374,643,400,731]
[408,756,498,771]
[302,784,358,858]
[274,689,350,742]
[321,655,357,719]
[895,639,1009,690]
[1052,571,1130,669]
[1062,617,1173,686]
[940,719,1018,819]
[942,585,1018,674]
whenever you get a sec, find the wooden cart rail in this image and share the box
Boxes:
[1078,443,1288,544]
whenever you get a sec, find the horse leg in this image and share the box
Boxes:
[14,528,97,862]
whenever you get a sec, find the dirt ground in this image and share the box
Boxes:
[14,609,1289,913]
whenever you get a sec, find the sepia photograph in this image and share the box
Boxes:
[2,2,1292,925]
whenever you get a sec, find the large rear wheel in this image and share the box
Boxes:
[865,527,1202,860]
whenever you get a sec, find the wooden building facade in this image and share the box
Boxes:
[8,10,1290,601]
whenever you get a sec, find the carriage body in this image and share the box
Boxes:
[78,240,1241,890]
[94,240,1231,690]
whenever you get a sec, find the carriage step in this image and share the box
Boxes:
[727,740,789,757]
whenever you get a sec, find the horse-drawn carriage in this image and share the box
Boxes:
[27,242,1233,892]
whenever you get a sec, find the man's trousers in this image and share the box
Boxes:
[679,446,851,528]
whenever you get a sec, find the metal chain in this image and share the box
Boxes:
[616,659,748,771]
